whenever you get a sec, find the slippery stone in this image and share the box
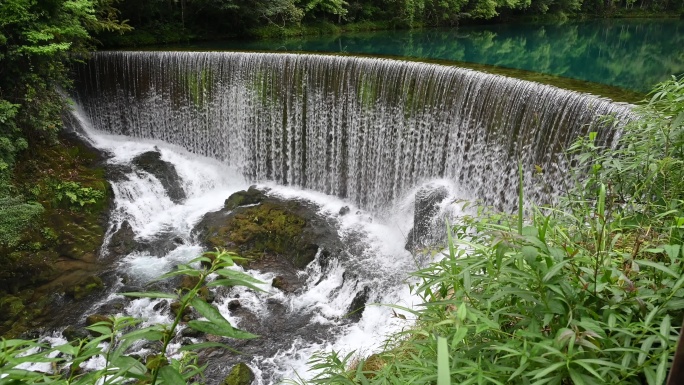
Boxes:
[132,151,186,204]
[107,221,138,256]
[194,188,342,273]
[223,362,255,385]
[405,185,449,251]
[347,286,370,323]
[224,186,266,210]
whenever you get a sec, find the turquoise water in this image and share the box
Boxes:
[184,19,683,93]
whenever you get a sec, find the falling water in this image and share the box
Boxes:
[73,52,633,212]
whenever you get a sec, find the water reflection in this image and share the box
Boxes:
[190,19,683,92]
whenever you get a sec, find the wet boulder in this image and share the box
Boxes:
[224,186,266,211]
[347,286,370,323]
[132,151,186,204]
[194,188,341,272]
[106,221,138,257]
[223,362,255,385]
[405,185,449,251]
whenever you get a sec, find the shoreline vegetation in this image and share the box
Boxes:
[97,10,682,47]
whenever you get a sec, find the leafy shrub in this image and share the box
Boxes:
[0,196,44,247]
[53,181,105,208]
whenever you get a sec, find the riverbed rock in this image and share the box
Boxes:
[65,275,105,300]
[194,188,341,274]
[224,186,266,211]
[62,325,90,342]
[223,362,255,385]
[405,185,449,251]
[132,151,186,204]
[107,221,138,256]
[347,286,370,322]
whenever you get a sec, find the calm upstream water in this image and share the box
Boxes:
[181,18,683,93]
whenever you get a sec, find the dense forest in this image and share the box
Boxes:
[103,0,683,43]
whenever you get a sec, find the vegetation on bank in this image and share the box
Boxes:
[0,0,128,336]
[296,76,684,384]
[97,0,683,46]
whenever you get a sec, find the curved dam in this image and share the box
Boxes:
[72,52,634,212]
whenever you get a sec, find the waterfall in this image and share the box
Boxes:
[73,52,633,212]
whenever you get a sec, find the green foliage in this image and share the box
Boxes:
[53,180,105,208]
[0,250,261,384]
[292,78,684,384]
[0,196,44,247]
[102,0,684,45]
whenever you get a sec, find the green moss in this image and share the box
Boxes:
[223,362,254,385]
[0,132,111,337]
[203,200,319,269]
[66,276,104,300]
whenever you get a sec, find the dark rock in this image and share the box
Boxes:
[97,298,127,314]
[132,151,186,204]
[338,206,350,216]
[227,300,241,311]
[65,275,105,300]
[181,327,205,338]
[223,362,255,385]
[347,286,370,323]
[405,185,449,251]
[194,189,341,272]
[62,325,89,342]
[153,300,169,313]
[85,314,111,327]
[142,340,163,352]
[224,186,266,210]
[272,276,297,293]
[107,221,138,257]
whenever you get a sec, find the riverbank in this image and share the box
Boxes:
[0,131,112,337]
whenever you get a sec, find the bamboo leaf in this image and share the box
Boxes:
[159,366,186,385]
[437,336,450,385]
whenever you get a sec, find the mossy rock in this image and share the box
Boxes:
[223,362,254,385]
[132,151,186,204]
[202,202,316,269]
[85,314,112,327]
[66,275,104,300]
[62,325,90,342]
[224,186,266,210]
[0,295,25,321]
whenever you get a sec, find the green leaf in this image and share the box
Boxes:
[638,336,657,365]
[159,365,186,385]
[531,362,565,379]
[655,352,668,385]
[190,297,230,327]
[187,320,258,339]
[206,279,266,293]
[542,260,569,283]
[437,336,450,385]
[110,355,147,377]
[636,260,678,278]
[121,291,178,299]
